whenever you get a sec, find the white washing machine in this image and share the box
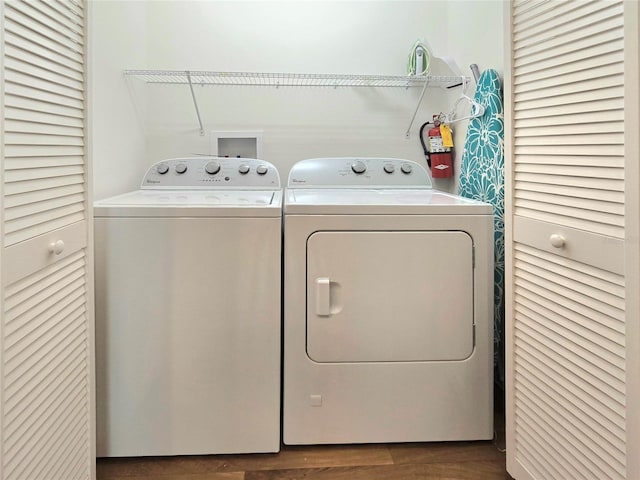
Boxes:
[94,157,282,456]
[283,157,494,445]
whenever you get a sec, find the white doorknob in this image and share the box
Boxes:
[48,240,65,255]
[549,234,565,249]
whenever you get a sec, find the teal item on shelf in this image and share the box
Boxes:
[458,68,505,389]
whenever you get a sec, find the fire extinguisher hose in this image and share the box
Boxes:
[419,121,433,167]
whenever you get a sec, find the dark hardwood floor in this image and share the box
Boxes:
[97,439,511,480]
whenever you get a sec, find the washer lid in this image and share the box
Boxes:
[285,188,492,215]
[94,189,283,217]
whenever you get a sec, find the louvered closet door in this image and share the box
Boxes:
[0,1,94,480]
[505,1,639,480]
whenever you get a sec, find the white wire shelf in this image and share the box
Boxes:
[124,69,466,89]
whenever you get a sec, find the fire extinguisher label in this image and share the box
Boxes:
[429,136,446,152]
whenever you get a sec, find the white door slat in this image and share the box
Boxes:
[515,154,624,168]
[3,30,83,73]
[515,52,625,88]
[514,329,625,416]
[5,4,84,51]
[514,144,624,157]
[515,197,623,229]
[514,163,624,180]
[514,353,625,437]
[515,181,625,203]
[514,132,623,146]
[4,165,84,183]
[514,70,623,100]
[514,274,624,326]
[515,308,625,383]
[3,174,85,196]
[5,202,85,235]
[5,47,84,84]
[516,296,625,362]
[515,120,623,137]
[514,171,624,191]
[515,87,623,113]
[514,1,622,44]
[4,256,85,313]
[515,191,624,216]
[514,11,623,63]
[4,194,85,223]
[45,0,84,25]
[4,156,84,171]
[5,53,83,90]
[19,0,84,37]
[513,0,553,19]
[4,132,85,147]
[515,37,623,78]
[515,350,626,440]
[4,278,85,357]
[4,145,85,159]
[5,82,84,110]
[5,119,84,137]
[5,68,84,101]
[513,0,583,24]
[515,253,625,309]
[3,184,85,210]
[515,382,625,479]
[5,98,84,120]
[5,107,84,128]
[515,100,623,119]
[514,110,624,128]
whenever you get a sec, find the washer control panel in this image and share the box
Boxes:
[141,157,280,189]
[288,157,431,188]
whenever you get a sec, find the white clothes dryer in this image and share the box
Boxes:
[283,157,494,445]
[94,157,282,456]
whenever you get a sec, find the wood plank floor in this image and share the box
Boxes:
[97,439,512,480]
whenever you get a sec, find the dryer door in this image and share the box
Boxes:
[306,231,474,363]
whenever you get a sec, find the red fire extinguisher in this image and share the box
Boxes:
[427,116,454,178]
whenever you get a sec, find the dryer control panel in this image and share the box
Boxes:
[287,157,431,188]
[141,157,280,189]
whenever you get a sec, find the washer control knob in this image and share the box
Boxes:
[351,161,366,174]
[401,163,413,174]
[205,161,221,175]
[383,164,395,174]
[238,164,250,174]
[156,163,169,175]
[256,165,268,175]
[175,163,188,174]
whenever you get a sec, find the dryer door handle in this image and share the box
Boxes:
[315,277,331,316]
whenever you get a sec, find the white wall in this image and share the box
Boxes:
[90,0,505,197]
[444,0,506,193]
[90,0,148,200]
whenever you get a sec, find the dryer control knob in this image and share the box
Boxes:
[351,161,366,174]
[384,164,395,174]
[401,163,413,174]
[156,163,169,175]
[175,163,188,174]
[205,161,221,175]
[256,165,269,175]
[238,164,250,174]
